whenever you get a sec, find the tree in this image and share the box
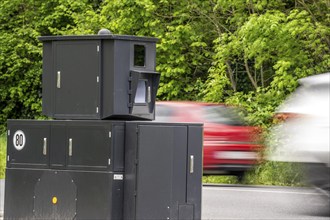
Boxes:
[0,0,96,132]
[0,0,329,131]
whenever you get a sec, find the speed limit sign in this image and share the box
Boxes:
[13,130,26,151]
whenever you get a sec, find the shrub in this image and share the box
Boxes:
[0,133,6,179]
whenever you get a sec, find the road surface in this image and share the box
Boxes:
[203,184,329,219]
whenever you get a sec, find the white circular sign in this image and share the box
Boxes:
[13,130,26,151]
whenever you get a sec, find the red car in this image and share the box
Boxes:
[155,101,262,180]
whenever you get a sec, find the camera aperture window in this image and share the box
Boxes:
[134,45,145,67]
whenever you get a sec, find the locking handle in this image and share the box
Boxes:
[69,138,73,156]
[190,155,194,174]
[57,71,61,88]
[43,138,47,155]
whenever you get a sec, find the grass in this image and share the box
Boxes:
[202,161,305,186]
[0,133,6,179]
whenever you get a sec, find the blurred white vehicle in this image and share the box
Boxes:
[269,73,330,198]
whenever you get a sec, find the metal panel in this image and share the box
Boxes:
[41,42,53,116]
[4,169,123,220]
[70,171,124,220]
[124,122,202,220]
[34,171,77,219]
[186,125,203,220]
[54,41,100,119]
[113,40,131,116]
[50,123,67,169]
[112,124,125,172]
[66,122,111,170]
[7,120,50,168]
[101,40,115,118]
[179,204,194,220]
[4,168,43,219]
[135,125,175,220]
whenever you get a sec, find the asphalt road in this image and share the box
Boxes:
[1,180,329,220]
[203,184,330,220]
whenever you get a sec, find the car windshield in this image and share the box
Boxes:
[202,106,245,126]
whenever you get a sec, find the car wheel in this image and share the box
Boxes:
[234,171,246,183]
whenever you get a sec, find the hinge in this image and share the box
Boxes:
[7,130,10,136]
[7,155,10,161]
[97,45,100,52]
[97,76,99,83]
[109,131,112,138]
[96,107,99,113]
[108,158,111,165]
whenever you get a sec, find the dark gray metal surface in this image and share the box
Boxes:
[7,120,50,169]
[50,123,66,169]
[124,122,203,220]
[54,41,100,119]
[40,35,159,120]
[6,120,125,172]
[5,120,202,220]
[186,126,203,218]
[34,171,77,219]
[4,169,123,220]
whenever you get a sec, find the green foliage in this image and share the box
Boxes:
[244,161,305,186]
[203,161,305,186]
[0,0,329,185]
[204,2,330,127]
[203,175,239,185]
[100,0,214,100]
[0,0,95,132]
[0,133,6,179]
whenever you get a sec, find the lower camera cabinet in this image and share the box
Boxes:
[4,120,203,220]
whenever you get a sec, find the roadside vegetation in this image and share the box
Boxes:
[0,0,328,184]
[203,161,304,186]
[0,133,6,179]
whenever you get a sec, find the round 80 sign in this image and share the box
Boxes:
[13,130,26,151]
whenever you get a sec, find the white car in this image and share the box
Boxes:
[269,73,330,198]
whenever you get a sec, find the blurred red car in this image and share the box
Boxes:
[155,101,262,180]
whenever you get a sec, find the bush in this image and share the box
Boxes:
[0,133,6,179]
[202,161,305,186]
